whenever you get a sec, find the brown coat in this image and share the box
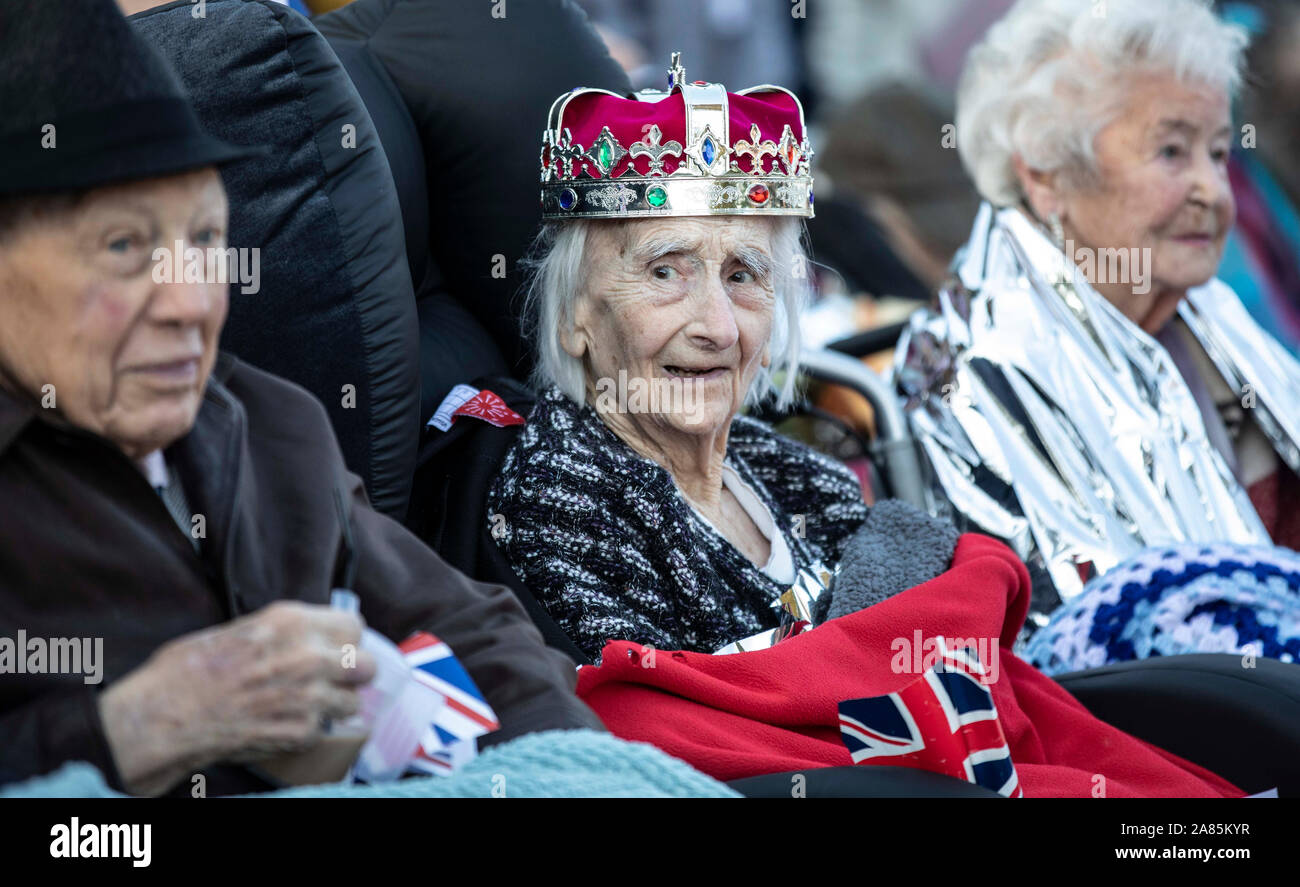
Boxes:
[0,353,602,795]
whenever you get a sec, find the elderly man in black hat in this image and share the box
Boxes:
[0,0,602,796]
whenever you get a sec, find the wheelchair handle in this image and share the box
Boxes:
[798,347,928,509]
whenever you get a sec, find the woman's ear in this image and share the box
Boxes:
[1012,154,1064,223]
[558,299,591,360]
[760,341,771,369]
[558,326,588,361]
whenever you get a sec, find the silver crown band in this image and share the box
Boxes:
[541,175,812,219]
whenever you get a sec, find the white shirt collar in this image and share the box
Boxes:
[138,450,168,489]
[685,462,796,585]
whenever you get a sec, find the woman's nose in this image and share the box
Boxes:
[1189,149,1233,213]
[686,277,740,352]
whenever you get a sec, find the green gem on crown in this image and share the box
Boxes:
[646,185,668,208]
[597,138,614,173]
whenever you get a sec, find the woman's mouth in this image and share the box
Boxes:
[1172,233,1214,247]
[664,365,728,381]
[131,358,200,388]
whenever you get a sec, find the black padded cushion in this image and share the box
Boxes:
[728,767,1002,798]
[1057,654,1300,796]
[414,293,508,425]
[131,0,419,519]
[322,35,430,303]
[318,27,509,423]
[314,0,631,374]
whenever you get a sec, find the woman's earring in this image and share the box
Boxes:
[1048,212,1071,288]
[1048,212,1077,292]
[1049,212,1066,254]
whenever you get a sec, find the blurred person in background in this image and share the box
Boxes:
[802,82,981,445]
[820,81,981,297]
[577,0,803,100]
[1230,0,1300,209]
[1213,0,1300,356]
[804,0,1014,112]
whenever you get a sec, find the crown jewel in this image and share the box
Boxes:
[540,52,814,219]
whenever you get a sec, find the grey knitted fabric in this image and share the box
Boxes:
[813,498,960,624]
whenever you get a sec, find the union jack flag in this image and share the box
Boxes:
[838,639,1023,797]
[400,632,500,776]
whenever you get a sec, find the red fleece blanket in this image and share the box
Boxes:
[576,534,1243,798]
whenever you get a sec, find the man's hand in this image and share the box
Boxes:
[98,600,376,795]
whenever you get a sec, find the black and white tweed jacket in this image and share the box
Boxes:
[486,386,870,662]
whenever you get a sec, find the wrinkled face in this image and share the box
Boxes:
[0,168,229,460]
[1062,73,1234,327]
[563,216,776,438]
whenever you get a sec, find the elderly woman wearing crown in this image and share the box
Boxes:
[893,0,1300,653]
[486,56,963,662]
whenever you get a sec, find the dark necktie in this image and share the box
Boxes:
[155,464,200,553]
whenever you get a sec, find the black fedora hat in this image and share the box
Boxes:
[0,0,262,196]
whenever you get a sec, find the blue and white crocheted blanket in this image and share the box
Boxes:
[1021,542,1300,676]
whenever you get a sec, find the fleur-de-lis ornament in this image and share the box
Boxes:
[732,123,778,176]
[552,128,586,178]
[628,124,683,176]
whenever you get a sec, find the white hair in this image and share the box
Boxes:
[956,0,1249,207]
[522,216,810,410]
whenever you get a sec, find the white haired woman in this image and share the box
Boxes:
[486,63,959,663]
[895,0,1300,661]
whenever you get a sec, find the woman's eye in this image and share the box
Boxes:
[107,234,138,254]
[730,269,755,284]
[194,226,222,247]
[1159,144,1185,160]
[652,265,677,280]
[1210,147,1229,163]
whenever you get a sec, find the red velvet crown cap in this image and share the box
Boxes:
[558,88,805,177]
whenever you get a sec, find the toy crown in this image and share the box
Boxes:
[540,52,814,220]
